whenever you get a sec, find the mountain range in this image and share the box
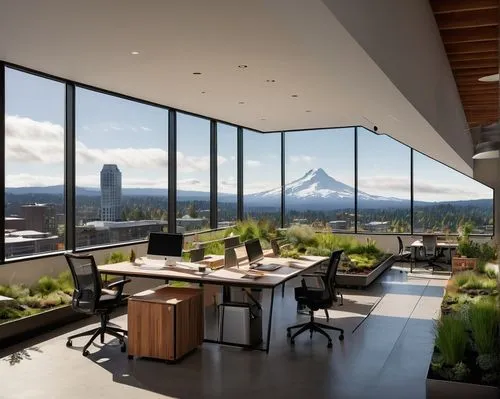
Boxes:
[5,168,491,210]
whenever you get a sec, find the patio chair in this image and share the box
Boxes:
[64,253,130,356]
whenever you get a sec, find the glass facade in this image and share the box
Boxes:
[75,88,169,248]
[4,68,65,258]
[243,130,281,225]
[357,127,411,234]
[176,113,210,233]
[217,123,237,227]
[0,63,495,261]
[285,128,355,231]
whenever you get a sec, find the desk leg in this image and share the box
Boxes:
[265,287,275,354]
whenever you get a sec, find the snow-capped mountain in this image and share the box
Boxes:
[245,168,407,209]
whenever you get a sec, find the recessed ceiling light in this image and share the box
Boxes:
[131,51,140,55]
[238,65,248,69]
[266,79,276,83]
[201,91,206,94]
[260,117,267,120]
[291,94,298,98]
[478,73,499,82]
[193,72,202,75]
[305,110,312,113]
[238,101,245,104]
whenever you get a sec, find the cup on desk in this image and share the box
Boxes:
[198,265,207,273]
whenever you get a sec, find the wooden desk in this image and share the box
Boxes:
[99,255,326,353]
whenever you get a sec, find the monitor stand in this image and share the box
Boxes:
[165,256,182,267]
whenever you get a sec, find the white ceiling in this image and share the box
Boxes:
[0,0,472,175]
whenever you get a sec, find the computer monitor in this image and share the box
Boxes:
[245,239,264,265]
[147,232,184,266]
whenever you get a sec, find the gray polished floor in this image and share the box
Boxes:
[0,264,447,399]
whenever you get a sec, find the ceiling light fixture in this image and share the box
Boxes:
[478,73,499,82]
[305,110,312,113]
[260,117,267,120]
[238,65,248,69]
[193,72,202,75]
[238,101,245,104]
[131,51,140,55]
[201,91,206,94]
[266,79,276,83]
[472,123,500,159]
[291,94,298,98]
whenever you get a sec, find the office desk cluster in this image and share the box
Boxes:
[99,255,327,354]
[409,239,458,272]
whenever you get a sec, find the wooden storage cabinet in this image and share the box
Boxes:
[128,286,204,361]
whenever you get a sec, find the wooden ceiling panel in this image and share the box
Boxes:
[430,0,499,129]
[432,0,498,14]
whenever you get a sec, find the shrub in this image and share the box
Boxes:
[286,224,317,248]
[0,284,30,299]
[435,315,468,366]
[33,276,60,295]
[451,362,470,381]
[226,219,275,243]
[203,240,225,255]
[485,269,497,279]
[104,251,128,264]
[57,271,74,295]
[476,354,499,372]
[469,301,499,355]
[479,243,497,263]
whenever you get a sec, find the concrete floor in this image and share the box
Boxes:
[0,264,448,399]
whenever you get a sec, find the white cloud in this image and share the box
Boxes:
[5,115,219,173]
[245,160,261,168]
[6,173,63,187]
[140,126,152,132]
[178,178,201,186]
[289,155,315,163]
[230,156,236,161]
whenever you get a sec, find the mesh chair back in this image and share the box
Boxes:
[224,247,238,268]
[422,235,437,257]
[270,238,280,256]
[397,236,404,255]
[190,247,205,262]
[324,250,344,301]
[224,236,240,249]
[64,253,102,315]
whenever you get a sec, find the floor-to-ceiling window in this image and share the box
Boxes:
[176,112,210,233]
[75,88,168,248]
[4,68,66,258]
[413,151,494,235]
[243,130,281,224]
[357,127,411,233]
[285,128,355,231]
[217,123,237,227]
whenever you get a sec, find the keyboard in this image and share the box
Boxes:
[253,263,281,272]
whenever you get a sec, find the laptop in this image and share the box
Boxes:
[244,239,281,272]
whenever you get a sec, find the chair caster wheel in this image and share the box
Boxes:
[327,342,333,348]
[290,339,295,346]
[127,355,133,360]
[66,340,72,348]
[339,334,344,341]
[83,350,89,357]
[121,344,126,353]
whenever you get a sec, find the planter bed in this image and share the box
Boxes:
[427,366,498,399]
[336,255,395,288]
[0,305,88,348]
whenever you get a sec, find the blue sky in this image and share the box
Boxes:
[4,67,494,202]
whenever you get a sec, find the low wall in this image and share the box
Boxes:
[0,233,495,289]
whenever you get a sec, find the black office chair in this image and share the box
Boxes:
[64,253,130,356]
[287,249,345,348]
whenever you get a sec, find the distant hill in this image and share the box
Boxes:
[5,168,491,210]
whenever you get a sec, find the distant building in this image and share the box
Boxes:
[176,215,208,233]
[292,218,308,225]
[329,220,347,231]
[75,220,168,248]
[5,230,60,258]
[100,164,122,221]
[364,221,389,232]
[5,216,26,231]
[20,203,57,234]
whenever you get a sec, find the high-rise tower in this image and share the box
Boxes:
[100,164,122,221]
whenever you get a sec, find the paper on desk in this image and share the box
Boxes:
[166,298,181,304]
